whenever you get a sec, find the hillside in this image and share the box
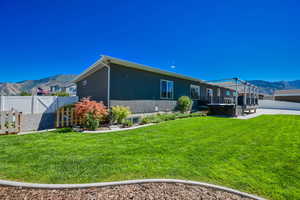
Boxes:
[248,80,300,95]
[0,75,77,95]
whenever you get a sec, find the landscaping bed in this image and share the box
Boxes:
[0,183,254,200]
[1,115,299,199]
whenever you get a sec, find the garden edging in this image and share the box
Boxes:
[0,178,266,200]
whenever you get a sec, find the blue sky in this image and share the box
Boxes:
[0,0,299,82]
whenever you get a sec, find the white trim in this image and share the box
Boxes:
[160,79,174,99]
[190,84,200,100]
[217,88,221,97]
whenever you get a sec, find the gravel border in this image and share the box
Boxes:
[0,179,265,200]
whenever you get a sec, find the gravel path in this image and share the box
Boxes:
[0,183,256,200]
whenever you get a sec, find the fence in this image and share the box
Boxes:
[0,96,78,114]
[0,96,79,132]
[56,107,83,128]
[258,100,300,110]
[0,111,22,135]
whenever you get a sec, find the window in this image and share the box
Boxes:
[160,80,174,99]
[226,90,231,96]
[190,85,200,99]
[82,80,87,86]
[217,88,221,97]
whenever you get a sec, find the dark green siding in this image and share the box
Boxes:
[76,67,108,104]
[109,63,228,100]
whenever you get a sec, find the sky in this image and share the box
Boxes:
[0,0,299,82]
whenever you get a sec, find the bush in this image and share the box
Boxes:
[75,98,108,130]
[52,92,70,96]
[122,119,133,128]
[140,117,151,125]
[20,91,31,96]
[177,96,192,113]
[111,106,132,124]
[157,113,176,121]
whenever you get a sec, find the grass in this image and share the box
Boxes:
[0,115,299,199]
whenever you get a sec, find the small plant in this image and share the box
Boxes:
[52,92,70,96]
[122,119,133,128]
[177,96,192,113]
[111,106,132,124]
[85,113,100,130]
[158,113,176,121]
[140,117,151,125]
[74,98,108,130]
[20,91,32,96]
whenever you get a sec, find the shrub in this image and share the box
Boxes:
[140,117,151,125]
[74,98,108,130]
[159,113,176,121]
[122,119,133,128]
[177,96,192,113]
[111,106,132,124]
[20,91,31,96]
[52,92,70,96]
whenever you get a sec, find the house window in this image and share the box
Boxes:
[82,80,87,86]
[217,88,221,97]
[160,80,174,99]
[226,90,231,96]
[190,85,200,99]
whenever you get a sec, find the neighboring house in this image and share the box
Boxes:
[274,89,300,103]
[63,83,77,96]
[49,83,77,96]
[50,85,62,93]
[74,55,236,113]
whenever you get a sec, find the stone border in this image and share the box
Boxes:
[0,179,265,200]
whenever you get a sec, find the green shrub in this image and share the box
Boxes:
[20,91,32,96]
[111,106,132,124]
[85,113,100,130]
[177,96,192,113]
[158,113,176,121]
[52,92,70,96]
[175,113,191,119]
[140,117,151,125]
[122,119,133,127]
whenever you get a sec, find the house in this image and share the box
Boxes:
[274,89,300,103]
[49,83,77,96]
[73,55,237,114]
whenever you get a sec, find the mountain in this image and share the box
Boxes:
[0,75,77,95]
[248,80,300,95]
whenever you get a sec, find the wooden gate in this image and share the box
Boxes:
[56,107,83,128]
[0,111,22,135]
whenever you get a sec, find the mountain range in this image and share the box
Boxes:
[0,74,299,95]
[248,80,300,95]
[0,75,77,95]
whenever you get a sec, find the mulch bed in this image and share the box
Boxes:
[0,183,256,200]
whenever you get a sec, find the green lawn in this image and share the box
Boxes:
[0,115,300,199]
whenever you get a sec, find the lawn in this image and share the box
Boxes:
[0,115,299,200]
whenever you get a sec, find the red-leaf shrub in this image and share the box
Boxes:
[75,98,108,126]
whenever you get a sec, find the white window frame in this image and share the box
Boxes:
[217,88,221,97]
[190,84,201,100]
[160,79,174,99]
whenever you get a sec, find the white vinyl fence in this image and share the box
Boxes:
[259,100,300,111]
[0,96,79,114]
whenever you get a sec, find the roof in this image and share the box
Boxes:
[73,55,206,84]
[73,55,235,91]
[274,89,300,96]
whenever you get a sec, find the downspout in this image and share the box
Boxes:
[100,61,111,108]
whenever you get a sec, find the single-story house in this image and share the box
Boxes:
[73,55,236,113]
[274,89,300,103]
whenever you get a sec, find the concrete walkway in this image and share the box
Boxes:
[237,108,300,119]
